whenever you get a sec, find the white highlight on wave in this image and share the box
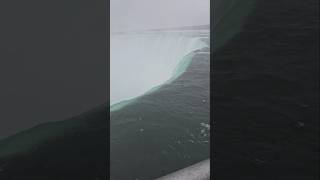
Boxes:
[110,31,208,106]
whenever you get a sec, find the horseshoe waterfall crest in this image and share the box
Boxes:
[110,31,209,110]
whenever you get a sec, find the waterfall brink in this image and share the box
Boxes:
[110,31,209,109]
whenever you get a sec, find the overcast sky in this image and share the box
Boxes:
[111,0,210,32]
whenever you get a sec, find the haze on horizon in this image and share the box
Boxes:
[111,0,210,32]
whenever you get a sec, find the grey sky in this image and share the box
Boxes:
[111,0,210,32]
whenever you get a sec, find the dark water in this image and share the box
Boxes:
[212,0,319,179]
[110,47,210,180]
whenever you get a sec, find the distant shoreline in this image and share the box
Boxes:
[111,24,209,34]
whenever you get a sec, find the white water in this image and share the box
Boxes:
[110,31,208,106]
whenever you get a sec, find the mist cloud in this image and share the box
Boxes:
[111,0,210,32]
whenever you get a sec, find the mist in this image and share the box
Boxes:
[111,0,210,32]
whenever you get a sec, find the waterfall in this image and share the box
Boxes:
[110,31,208,106]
